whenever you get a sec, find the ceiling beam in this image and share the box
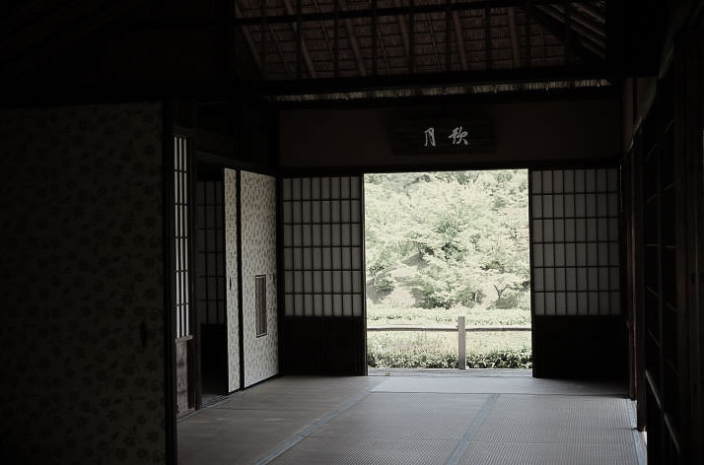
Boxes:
[254,65,611,95]
[235,1,603,25]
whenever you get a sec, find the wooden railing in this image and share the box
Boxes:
[367,316,531,369]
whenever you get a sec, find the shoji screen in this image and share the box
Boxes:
[174,135,194,414]
[530,168,621,316]
[281,177,364,318]
[195,177,226,325]
[174,136,192,338]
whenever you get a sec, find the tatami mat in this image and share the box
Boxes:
[371,375,624,396]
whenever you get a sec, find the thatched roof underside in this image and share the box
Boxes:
[235,0,608,82]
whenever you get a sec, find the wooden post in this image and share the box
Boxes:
[457,316,466,370]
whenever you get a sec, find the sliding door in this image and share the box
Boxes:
[529,167,626,378]
[280,176,366,375]
[241,171,278,387]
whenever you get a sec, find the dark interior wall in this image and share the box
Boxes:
[279,97,621,170]
[1,0,260,89]
[533,316,627,380]
[172,99,276,172]
[0,103,167,464]
[621,27,704,465]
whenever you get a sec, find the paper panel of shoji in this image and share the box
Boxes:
[282,177,364,317]
[530,168,621,316]
[174,136,192,338]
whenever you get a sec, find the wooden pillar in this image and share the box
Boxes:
[457,316,466,370]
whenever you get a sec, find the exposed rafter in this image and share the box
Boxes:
[339,0,367,76]
[452,10,468,71]
[235,1,604,25]
[422,9,443,68]
[574,3,605,23]
[282,0,317,78]
[268,24,293,76]
[534,4,605,57]
[234,2,262,74]
[310,0,339,77]
[527,4,605,63]
[230,0,610,87]
[507,7,520,67]
[551,4,606,39]
[393,0,411,59]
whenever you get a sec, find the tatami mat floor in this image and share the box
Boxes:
[178,371,644,465]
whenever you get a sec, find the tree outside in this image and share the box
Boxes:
[365,170,532,369]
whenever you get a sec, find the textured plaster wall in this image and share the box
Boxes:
[0,103,167,464]
[240,171,278,387]
[224,168,241,392]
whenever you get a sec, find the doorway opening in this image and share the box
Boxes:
[364,170,532,370]
[195,164,229,406]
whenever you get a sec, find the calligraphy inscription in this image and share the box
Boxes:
[391,114,494,155]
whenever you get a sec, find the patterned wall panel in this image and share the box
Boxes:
[530,168,621,316]
[224,169,241,392]
[281,176,365,317]
[241,171,278,387]
[0,104,166,464]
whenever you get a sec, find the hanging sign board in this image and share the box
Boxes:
[389,112,495,155]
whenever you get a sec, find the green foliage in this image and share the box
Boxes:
[366,304,531,327]
[366,329,532,369]
[367,347,532,369]
[365,170,530,308]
